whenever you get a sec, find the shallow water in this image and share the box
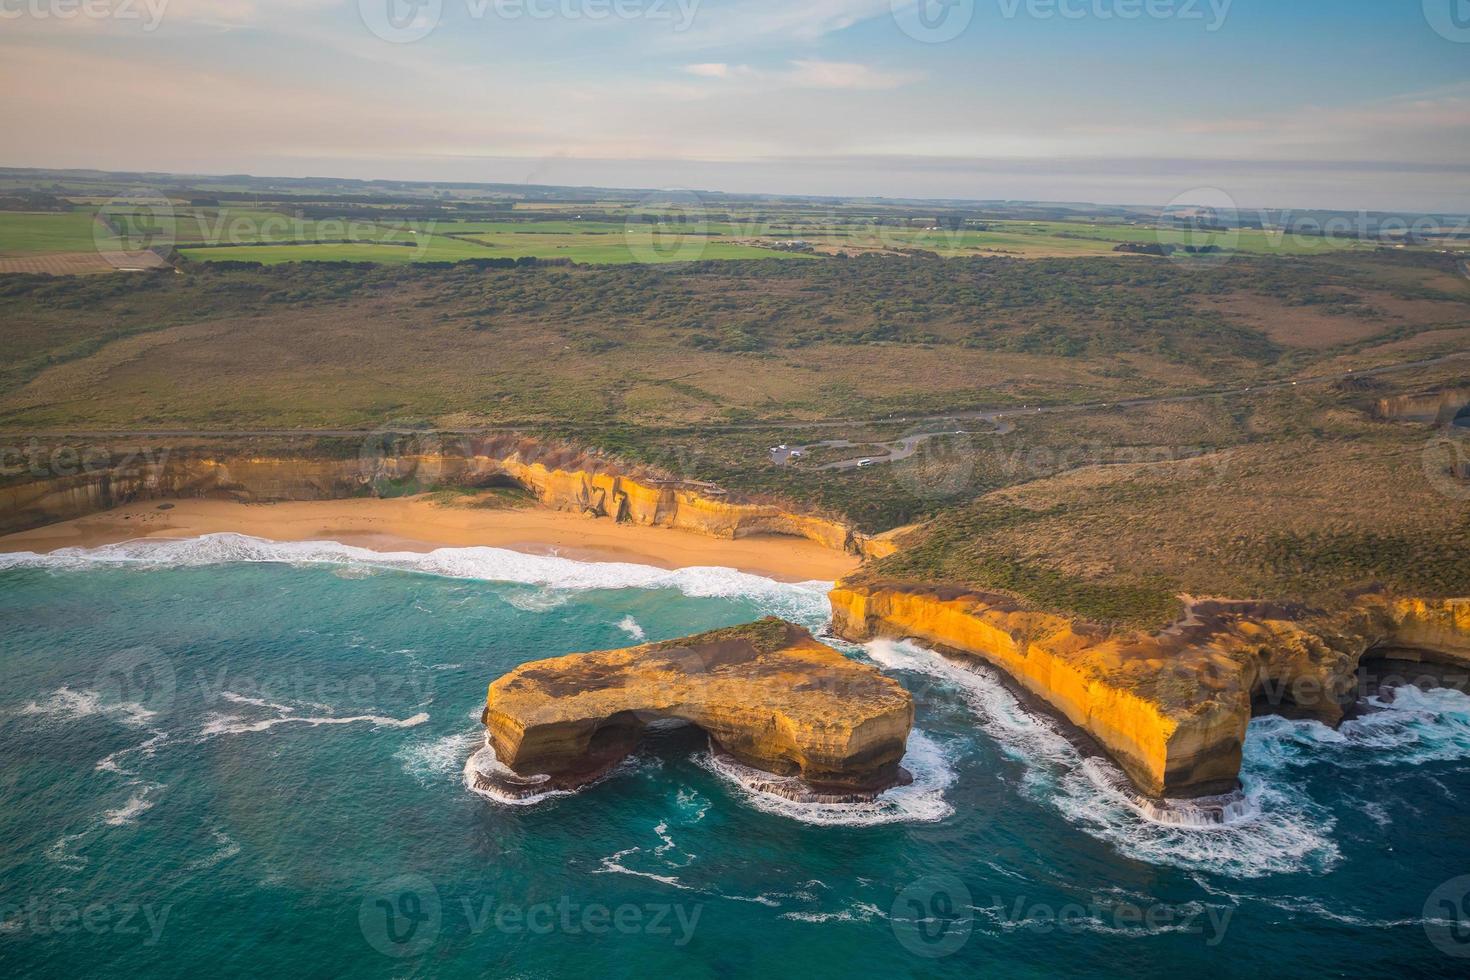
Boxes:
[2,534,1469,977]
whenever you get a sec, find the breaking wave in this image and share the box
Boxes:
[698,729,956,826]
[0,533,832,621]
[863,639,1339,878]
[1246,684,1470,771]
[397,729,484,786]
[459,734,652,807]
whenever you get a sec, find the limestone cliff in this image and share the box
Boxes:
[1374,387,1470,424]
[0,435,881,555]
[477,619,914,801]
[830,582,1470,799]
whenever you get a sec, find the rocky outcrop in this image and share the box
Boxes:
[830,582,1470,799]
[1374,387,1470,424]
[476,619,914,801]
[0,435,877,555]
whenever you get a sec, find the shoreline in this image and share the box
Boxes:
[0,496,861,583]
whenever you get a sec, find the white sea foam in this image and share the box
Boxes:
[18,686,156,728]
[697,729,956,826]
[596,846,692,889]
[187,829,242,871]
[781,902,887,924]
[104,781,163,826]
[201,711,428,737]
[863,638,1340,878]
[1246,685,1470,771]
[0,533,832,621]
[397,729,483,785]
[45,831,90,869]
[617,615,647,642]
[96,731,169,774]
[461,737,576,807]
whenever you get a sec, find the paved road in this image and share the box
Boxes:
[769,425,1003,471]
[765,350,1469,470]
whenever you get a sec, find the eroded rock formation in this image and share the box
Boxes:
[831,583,1470,799]
[476,619,914,801]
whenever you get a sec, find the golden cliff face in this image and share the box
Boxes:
[0,436,878,556]
[486,453,858,552]
[830,583,1470,799]
[477,619,914,800]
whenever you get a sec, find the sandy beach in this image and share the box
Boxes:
[0,496,860,583]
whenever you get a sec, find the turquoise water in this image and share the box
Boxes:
[3,535,1470,978]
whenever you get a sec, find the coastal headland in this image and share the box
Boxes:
[2,432,1467,802]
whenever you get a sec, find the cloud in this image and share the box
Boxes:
[682,59,921,91]
[657,0,893,50]
[684,62,737,79]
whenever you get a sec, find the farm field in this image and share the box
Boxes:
[2,177,1466,270]
[0,210,120,255]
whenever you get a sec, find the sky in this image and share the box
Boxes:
[1,0,1468,210]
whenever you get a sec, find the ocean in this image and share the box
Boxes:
[2,534,1468,978]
